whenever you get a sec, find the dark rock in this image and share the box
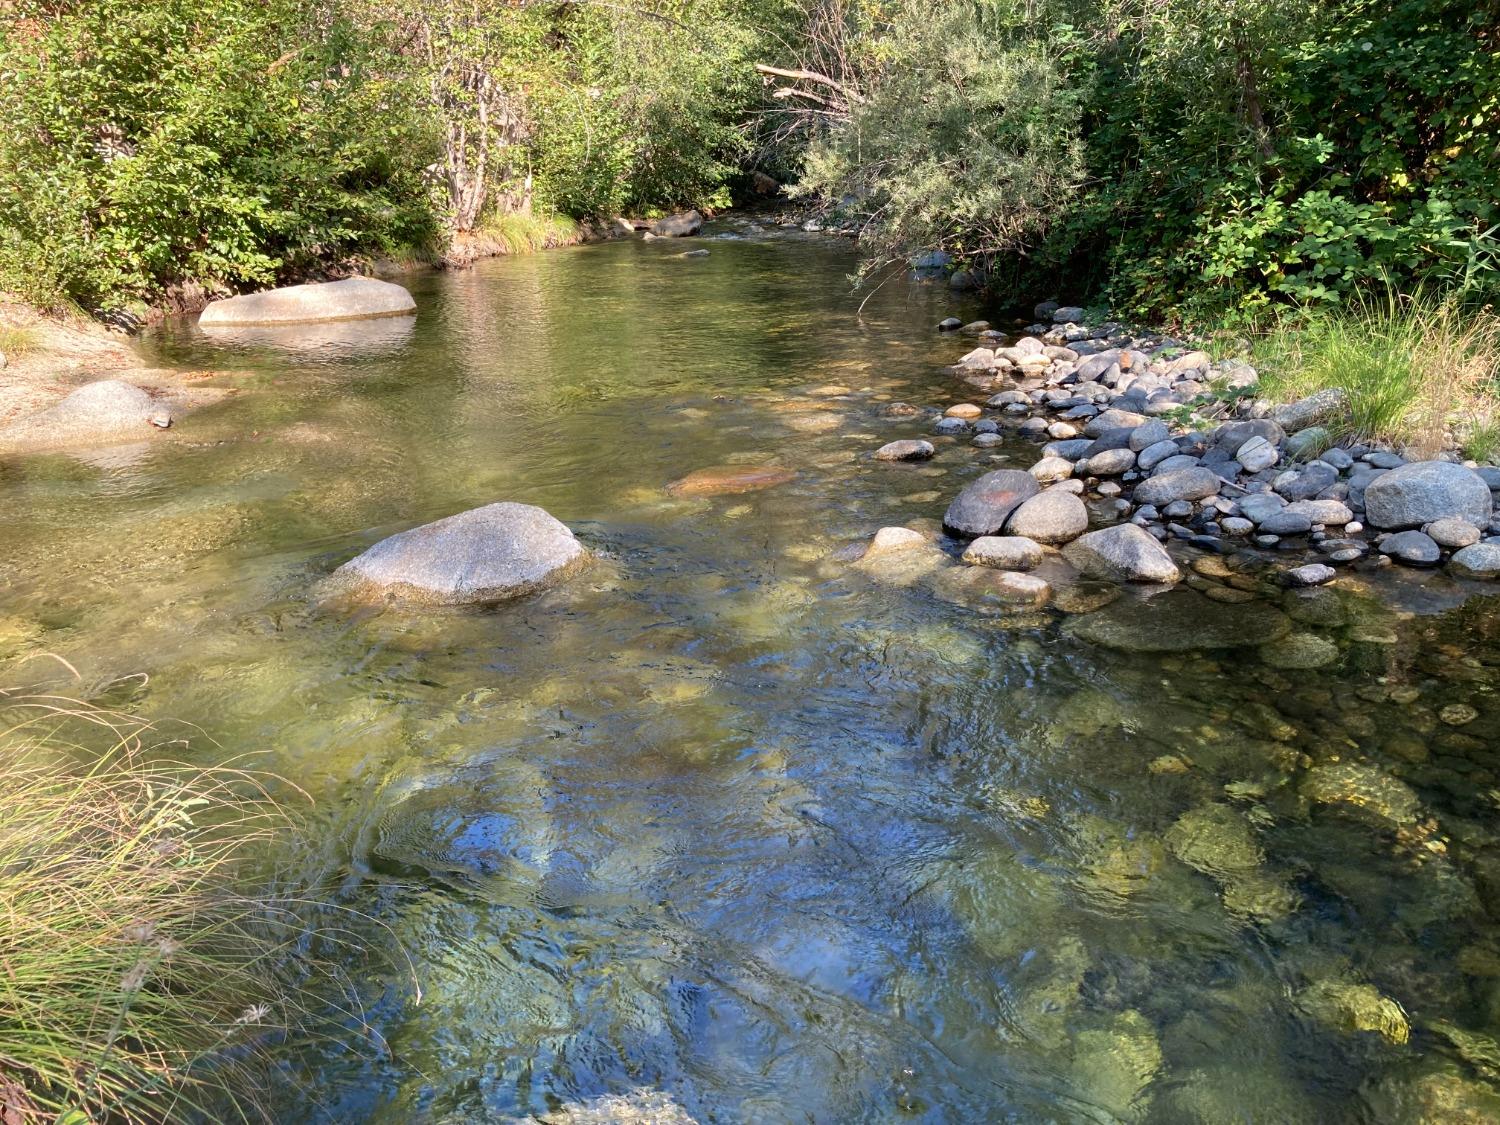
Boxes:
[1378,530,1442,566]
[943,470,1041,537]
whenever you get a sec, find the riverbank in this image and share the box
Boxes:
[846,301,1500,617]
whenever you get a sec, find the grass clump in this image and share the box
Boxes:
[1256,295,1500,458]
[477,212,581,256]
[0,683,379,1123]
[0,324,39,360]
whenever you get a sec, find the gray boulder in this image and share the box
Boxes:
[1086,447,1137,476]
[1364,461,1493,529]
[962,535,1045,570]
[0,379,170,451]
[650,210,704,237]
[1378,530,1442,566]
[1270,388,1352,433]
[199,277,415,326]
[1133,467,1221,507]
[943,470,1040,537]
[1426,517,1481,548]
[1211,419,1285,457]
[1006,489,1089,544]
[329,502,588,605]
[1450,542,1500,579]
[1053,305,1086,323]
[1273,461,1340,501]
[1063,523,1181,583]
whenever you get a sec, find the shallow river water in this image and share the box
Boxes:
[5,228,1500,1122]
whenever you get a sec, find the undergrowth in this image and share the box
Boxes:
[1254,295,1500,459]
[0,676,401,1123]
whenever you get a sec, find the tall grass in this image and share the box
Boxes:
[474,211,581,255]
[0,682,388,1123]
[1256,294,1500,459]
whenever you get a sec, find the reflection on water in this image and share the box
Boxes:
[4,229,1500,1122]
[197,312,416,356]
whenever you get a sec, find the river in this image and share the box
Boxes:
[4,227,1500,1122]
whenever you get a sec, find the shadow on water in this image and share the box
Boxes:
[4,227,1500,1121]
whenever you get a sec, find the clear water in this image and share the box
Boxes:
[5,229,1500,1122]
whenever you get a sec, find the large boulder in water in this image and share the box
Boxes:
[329,502,587,605]
[943,470,1040,537]
[1363,460,1492,529]
[0,379,170,451]
[650,210,703,238]
[199,277,415,327]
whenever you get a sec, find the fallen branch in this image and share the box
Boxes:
[755,63,864,106]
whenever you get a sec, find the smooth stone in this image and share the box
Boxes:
[1133,468,1221,507]
[1221,516,1254,536]
[1030,457,1075,482]
[1284,426,1333,461]
[1006,489,1090,545]
[864,526,930,556]
[1150,454,1202,476]
[329,502,587,605]
[1258,510,1314,536]
[1284,564,1336,587]
[934,417,971,434]
[962,535,1045,570]
[1052,305,1086,323]
[650,210,704,236]
[1063,523,1181,583]
[1259,633,1340,669]
[945,403,983,419]
[1426,517,1481,548]
[943,470,1041,537]
[1273,461,1340,501]
[1087,447,1137,475]
[874,439,936,462]
[1128,420,1170,451]
[1239,493,1288,524]
[0,379,171,450]
[1449,542,1500,578]
[1236,435,1279,473]
[667,465,797,496]
[1285,499,1354,525]
[1136,439,1179,471]
[200,276,415,326]
[1065,589,1291,651]
[1364,461,1493,529]
[1270,388,1352,433]
[1378,530,1442,566]
[972,432,1004,447]
[1320,446,1354,470]
[1211,419,1284,456]
[1048,421,1081,440]
[1045,439,1093,460]
[1085,408,1148,437]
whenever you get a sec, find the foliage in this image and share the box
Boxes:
[772,0,1500,316]
[0,0,439,312]
[794,2,1085,283]
[0,686,379,1123]
[1255,294,1500,455]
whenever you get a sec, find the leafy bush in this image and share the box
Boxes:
[795,3,1084,281]
[0,0,438,312]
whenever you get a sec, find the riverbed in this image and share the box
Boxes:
[4,228,1500,1122]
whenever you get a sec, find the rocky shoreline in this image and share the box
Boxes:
[854,302,1500,609]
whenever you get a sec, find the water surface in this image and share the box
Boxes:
[4,228,1500,1122]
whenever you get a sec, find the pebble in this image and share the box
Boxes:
[1440,704,1479,726]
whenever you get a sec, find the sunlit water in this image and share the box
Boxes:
[5,228,1500,1122]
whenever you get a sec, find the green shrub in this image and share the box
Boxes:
[0,0,439,312]
[794,2,1084,282]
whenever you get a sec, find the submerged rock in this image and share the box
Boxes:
[1071,1009,1163,1120]
[1296,979,1409,1044]
[1065,589,1291,652]
[1300,761,1422,827]
[666,465,797,496]
[1259,632,1340,669]
[650,210,704,237]
[328,501,588,605]
[962,535,1045,571]
[199,276,415,326]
